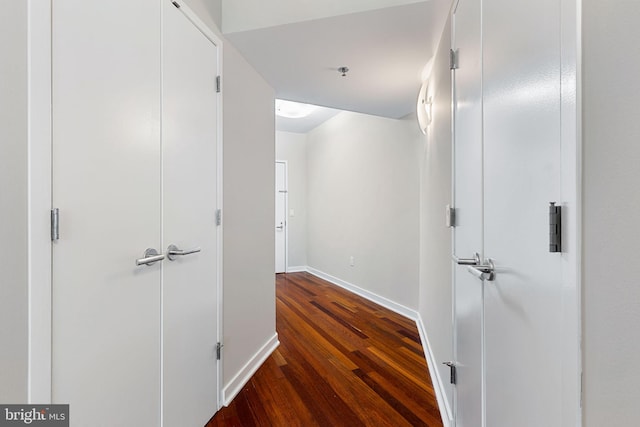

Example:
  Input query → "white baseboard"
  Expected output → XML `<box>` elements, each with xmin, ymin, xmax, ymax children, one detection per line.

<box><xmin>305</xmin><ymin>266</ymin><xmax>418</xmax><ymax>320</ymax></box>
<box><xmin>221</xmin><ymin>333</ymin><xmax>280</xmax><ymax>407</ymax></box>
<box><xmin>415</xmin><ymin>315</ymin><xmax>453</xmax><ymax>427</ymax></box>
<box><xmin>286</xmin><ymin>265</ymin><xmax>308</xmax><ymax>273</ymax></box>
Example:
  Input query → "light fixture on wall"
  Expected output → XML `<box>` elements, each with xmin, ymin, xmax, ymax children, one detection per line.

<box><xmin>275</xmin><ymin>99</ymin><xmax>317</xmax><ymax>119</ymax></box>
<box><xmin>416</xmin><ymin>80</ymin><xmax>432</xmax><ymax>135</ymax></box>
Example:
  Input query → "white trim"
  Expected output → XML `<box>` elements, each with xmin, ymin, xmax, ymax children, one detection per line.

<box><xmin>416</xmin><ymin>315</ymin><xmax>453</xmax><ymax>427</ymax></box>
<box><xmin>215</xmin><ymin>20</ymin><xmax>225</xmax><ymax>416</ymax></box>
<box><xmin>173</xmin><ymin>0</ymin><xmax>220</xmax><ymax>47</ymax></box>
<box><xmin>27</xmin><ymin>0</ymin><xmax>52</xmax><ymax>404</ymax></box>
<box><xmin>575</xmin><ymin>0</ymin><xmax>583</xmax><ymax>420</ymax></box>
<box><xmin>221</xmin><ymin>333</ymin><xmax>280</xmax><ymax>406</ymax></box>
<box><xmin>285</xmin><ymin>265</ymin><xmax>307</xmax><ymax>273</ymax></box>
<box><xmin>560</xmin><ymin>0</ymin><xmax>582</xmax><ymax>424</ymax></box>
<box><xmin>171</xmin><ymin>1</ymin><xmax>225</xmax><ymax>410</ymax></box>
<box><xmin>306</xmin><ymin>267</ymin><xmax>417</xmax><ymax>320</ymax></box>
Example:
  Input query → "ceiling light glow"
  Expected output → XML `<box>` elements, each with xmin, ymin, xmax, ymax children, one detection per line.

<box><xmin>275</xmin><ymin>99</ymin><xmax>317</xmax><ymax>119</ymax></box>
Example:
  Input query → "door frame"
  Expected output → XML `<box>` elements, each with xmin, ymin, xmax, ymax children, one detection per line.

<box><xmin>275</xmin><ymin>160</ymin><xmax>289</xmax><ymax>273</ymax></box>
<box><xmin>449</xmin><ymin>1</ymin><xmax>459</xmax><ymax>425</ymax></box>
<box><xmin>559</xmin><ymin>0</ymin><xmax>582</xmax><ymax>423</ymax></box>
<box><xmin>164</xmin><ymin>1</ymin><xmax>225</xmax><ymax>411</ymax></box>
<box><xmin>26</xmin><ymin>0</ymin><xmax>225</xmax><ymax>409</ymax></box>
<box><xmin>450</xmin><ymin>0</ymin><xmax>485</xmax><ymax>425</ymax></box>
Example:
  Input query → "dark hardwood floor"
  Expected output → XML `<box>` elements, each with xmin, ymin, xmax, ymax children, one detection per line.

<box><xmin>206</xmin><ymin>272</ymin><xmax>443</xmax><ymax>426</ymax></box>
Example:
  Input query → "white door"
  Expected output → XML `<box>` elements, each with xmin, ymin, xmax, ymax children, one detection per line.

<box><xmin>162</xmin><ymin>2</ymin><xmax>220</xmax><ymax>425</ymax></box>
<box><xmin>52</xmin><ymin>0</ymin><xmax>162</xmax><ymax>425</ymax></box>
<box><xmin>52</xmin><ymin>1</ymin><xmax>221</xmax><ymax>425</ymax></box>
<box><xmin>452</xmin><ymin>0</ymin><xmax>574</xmax><ymax>425</ymax></box>
<box><xmin>451</xmin><ymin>0</ymin><xmax>484</xmax><ymax>425</ymax></box>
<box><xmin>482</xmin><ymin>0</ymin><xmax>563</xmax><ymax>425</ymax></box>
<box><xmin>275</xmin><ymin>161</ymin><xmax>287</xmax><ymax>273</ymax></box>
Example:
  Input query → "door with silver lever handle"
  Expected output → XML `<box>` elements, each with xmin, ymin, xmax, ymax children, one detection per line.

<box><xmin>454</xmin><ymin>253</ymin><xmax>496</xmax><ymax>281</ymax></box>
<box><xmin>136</xmin><ymin>248</ymin><xmax>165</xmax><ymax>266</ymax></box>
<box><xmin>166</xmin><ymin>244</ymin><xmax>201</xmax><ymax>261</ymax></box>
<box><xmin>454</xmin><ymin>252</ymin><xmax>480</xmax><ymax>266</ymax></box>
<box><xmin>466</xmin><ymin>259</ymin><xmax>495</xmax><ymax>281</ymax></box>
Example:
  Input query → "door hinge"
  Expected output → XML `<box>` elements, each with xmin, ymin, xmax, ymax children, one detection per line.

<box><xmin>580</xmin><ymin>371</ymin><xmax>583</xmax><ymax>408</ymax></box>
<box><xmin>51</xmin><ymin>208</ymin><xmax>60</xmax><ymax>241</ymax></box>
<box><xmin>549</xmin><ymin>202</ymin><xmax>562</xmax><ymax>253</ymax></box>
<box><xmin>216</xmin><ymin>75</ymin><xmax>221</xmax><ymax>93</ymax></box>
<box><xmin>445</xmin><ymin>204</ymin><xmax>456</xmax><ymax>228</ymax></box>
<box><xmin>215</xmin><ymin>209</ymin><xmax>222</xmax><ymax>226</ymax></box>
<box><xmin>216</xmin><ymin>342</ymin><xmax>224</xmax><ymax>360</ymax></box>
<box><xmin>443</xmin><ymin>361</ymin><xmax>457</xmax><ymax>385</ymax></box>
<box><xmin>450</xmin><ymin>49</ymin><xmax>459</xmax><ymax>70</ymax></box>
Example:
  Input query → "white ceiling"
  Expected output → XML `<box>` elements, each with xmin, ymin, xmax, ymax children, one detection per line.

<box><xmin>222</xmin><ymin>0</ymin><xmax>450</xmax><ymax>120</ymax></box>
<box><xmin>221</xmin><ymin>0</ymin><xmax>428</xmax><ymax>33</ymax></box>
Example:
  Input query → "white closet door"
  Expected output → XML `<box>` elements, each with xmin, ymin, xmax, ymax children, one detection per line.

<box><xmin>482</xmin><ymin>0</ymin><xmax>563</xmax><ymax>425</ymax></box>
<box><xmin>161</xmin><ymin>2</ymin><xmax>220</xmax><ymax>426</ymax></box>
<box><xmin>51</xmin><ymin>0</ymin><xmax>162</xmax><ymax>425</ymax></box>
<box><xmin>452</xmin><ymin>0</ymin><xmax>485</xmax><ymax>425</ymax></box>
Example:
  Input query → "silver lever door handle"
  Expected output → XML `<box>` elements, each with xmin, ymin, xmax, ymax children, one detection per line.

<box><xmin>276</xmin><ymin>222</ymin><xmax>284</xmax><ymax>230</ymax></box>
<box><xmin>466</xmin><ymin>259</ymin><xmax>495</xmax><ymax>281</ymax></box>
<box><xmin>167</xmin><ymin>244</ymin><xmax>201</xmax><ymax>261</ymax></box>
<box><xmin>136</xmin><ymin>248</ymin><xmax>165</xmax><ymax>266</ymax></box>
<box><xmin>453</xmin><ymin>253</ymin><xmax>480</xmax><ymax>266</ymax></box>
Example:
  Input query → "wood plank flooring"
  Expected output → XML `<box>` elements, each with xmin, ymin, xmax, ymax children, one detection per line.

<box><xmin>206</xmin><ymin>272</ymin><xmax>443</xmax><ymax>427</ymax></box>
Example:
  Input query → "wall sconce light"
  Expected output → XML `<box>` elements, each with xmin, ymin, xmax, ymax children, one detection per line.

<box><xmin>416</xmin><ymin>80</ymin><xmax>432</xmax><ymax>134</ymax></box>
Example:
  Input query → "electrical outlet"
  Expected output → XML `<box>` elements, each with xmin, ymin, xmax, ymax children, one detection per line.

<box><xmin>349</xmin><ymin>256</ymin><xmax>355</xmax><ymax>267</ymax></box>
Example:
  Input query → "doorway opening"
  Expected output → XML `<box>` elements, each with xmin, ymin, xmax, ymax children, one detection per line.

<box><xmin>275</xmin><ymin>160</ymin><xmax>288</xmax><ymax>273</ymax></box>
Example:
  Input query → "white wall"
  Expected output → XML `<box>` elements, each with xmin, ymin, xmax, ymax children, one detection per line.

<box><xmin>179</xmin><ymin>0</ymin><xmax>279</xmax><ymax>404</ymax></box>
<box><xmin>222</xmin><ymin>42</ymin><xmax>277</xmax><ymax>397</ymax></box>
<box><xmin>418</xmin><ymin>13</ymin><xmax>453</xmax><ymax>420</ymax></box>
<box><xmin>0</xmin><ymin>0</ymin><xmax>29</xmax><ymax>403</ymax></box>
<box><xmin>275</xmin><ymin>131</ymin><xmax>308</xmax><ymax>269</ymax></box>
<box><xmin>306</xmin><ymin>111</ymin><xmax>420</xmax><ymax>310</ymax></box>
<box><xmin>183</xmin><ymin>0</ymin><xmax>222</xmax><ymax>31</ymax></box>
<box><xmin>582</xmin><ymin>2</ymin><xmax>640</xmax><ymax>425</ymax></box>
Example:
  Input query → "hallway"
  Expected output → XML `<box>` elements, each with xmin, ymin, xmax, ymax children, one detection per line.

<box><xmin>207</xmin><ymin>272</ymin><xmax>442</xmax><ymax>426</ymax></box>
